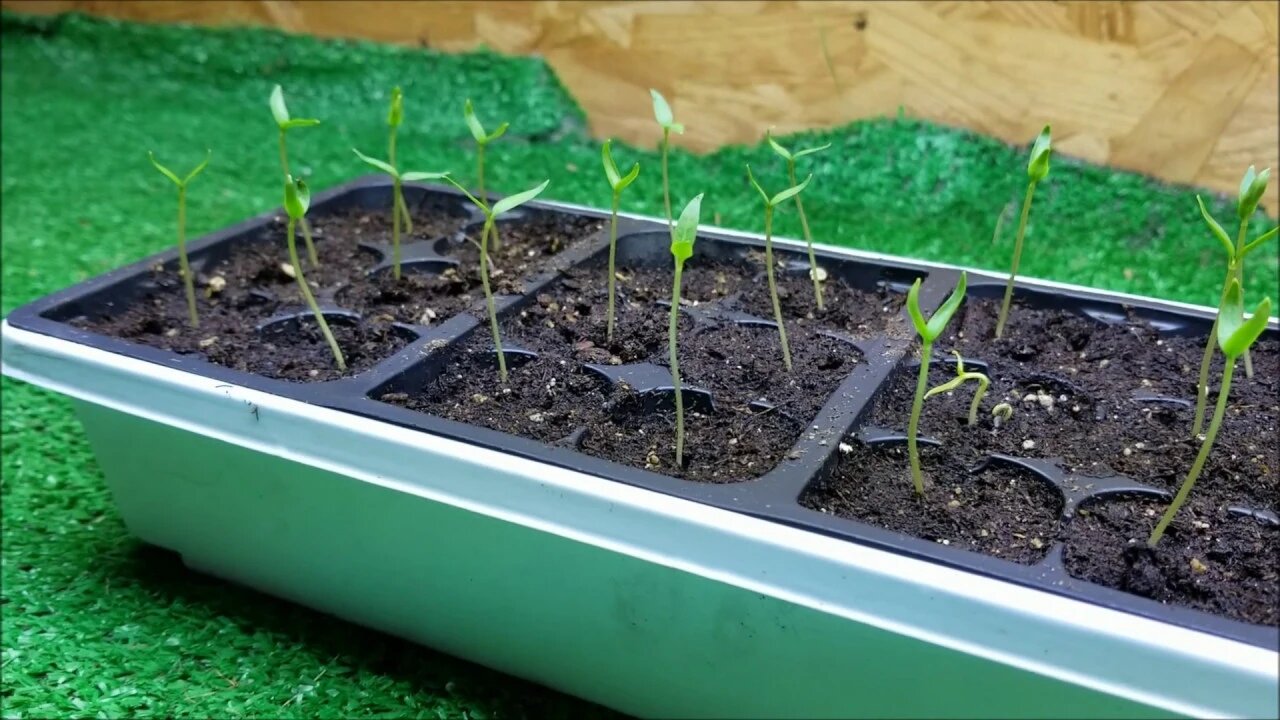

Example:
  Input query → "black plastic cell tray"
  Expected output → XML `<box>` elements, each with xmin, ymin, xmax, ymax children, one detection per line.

<box><xmin>7</xmin><ymin>175</ymin><xmax>1276</xmax><ymax>650</ymax></box>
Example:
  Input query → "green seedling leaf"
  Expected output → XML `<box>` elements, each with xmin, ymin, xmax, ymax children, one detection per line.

<box><xmin>149</xmin><ymin>150</ymin><xmax>211</xmax><ymax>188</ymax></box>
<box><xmin>1238</xmin><ymin>166</ymin><xmax>1270</xmax><ymax>220</ymax></box>
<box><xmin>745</xmin><ymin>164</ymin><xmax>770</xmax><ymax>206</ymax></box>
<box><xmin>388</xmin><ymin>86</ymin><xmax>403</xmax><ymax>128</ymax></box>
<box><xmin>1243</xmin><ymin>226</ymin><xmax>1278</xmax><ymax>256</ymax></box>
<box><xmin>1027</xmin><ymin>125</ymin><xmax>1052</xmax><ymax>182</ymax></box>
<box><xmin>927</xmin><ymin>272</ymin><xmax>968</xmax><ymax>340</ymax></box>
<box><xmin>794</xmin><ymin>142</ymin><xmax>832</xmax><ymax>159</ymax></box>
<box><xmin>280</xmin><ymin>118</ymin><xmax>320</xmax><ymax>130</ymax></box>
<box><xmin>283</xmin><ymin>176</ymin><xmax>310</xmax><ymax>220</ymax></box>
<box><xmin>401</xmin><ymin>171</ymin><xmax>449</xmax><ymax>183</ymax></box>
<box><xmin>650</xmin><ymin>89</ymin><xmax>684</xmax><ymax>134</ymax></box>
<box><xmin>1217</xmin><ymin>279</ymin><xmax>1272</xmax><ymax>358</ymax></box>
<box><xmin>147</xmin><ymin>152</ymin><xmax>182</xmax><ymax>186</ymax></box>
<box><xmin>906</xmin><ymin>278</ymin><xmax>928</xmax><ymax>339</ymax></box>
<box><xmin>602</xmin><ymin>139</ymin><xmax>641</xmax><ymax>192</ymax></box>
<box><xmin>492</xmin><ymin>179</ymin><xmax>550</xmax><ymax>217</ymax></box>
<box><xmin>671</xmin><ymin>194</ymin><xmax>704</xmax><ymax>262</ymax></box>
<box><xmin>770</xmin><ymin>174</ymin><xmax>813</xmax><ymax>207</ymax></box>
<box><xmin>486</xmin><ymin>122</ymin><xmax>509</xmax><ymax>142</ymax></box>
<box><xmin>1197</xmin><ymin>195</ymin><xmax>1235</xmax><ymax>260</ymax></box>
<box><xmin>270</xmin><ymin>84</ymin><xmax>290</xmax><ymax>126</ymax></box>
<box><xmin>463</xmin><ymin>99</ymin><xmax>486</xmax><ymax>143</ymax></box>
<box><xmin>766</xmin><ymin>129</ymin><xmax>792</xmax><ymax>161</ymax></box>
<box><xmin>183</xmin><ymin>150</ymin><xmax>212</xmax><ymax>185</ymax></box>
<box><xmin>352</xmin><ymin>148</ymin><xmax>397</xmax><ymax>177</ymax></box>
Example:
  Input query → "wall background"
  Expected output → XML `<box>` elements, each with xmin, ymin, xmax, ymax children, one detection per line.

<box><xmin>5</xmin><ymin>0</ymin><xmax>1277</xmax><ymax>214</ymax></box>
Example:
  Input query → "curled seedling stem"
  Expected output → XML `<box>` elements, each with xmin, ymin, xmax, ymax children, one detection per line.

<box><xmin>464</xmin><ymin>99</ymin><xmax>509</xmax><ymax>250</ymax></box>
<box><xmin>1190</xmin><ymin>184</ymin><xmax>1277</xmax><ymax>436</ymax></box>
<box><xmin>437</xmin><ymin>174</ymin><xmax>550</xmax><ymax>383</ymax></box>
<box><xmin>669</xmin><ymin>194</ymin><xmax>704</xmax><ymax>468</ymax></box>
<box><xmin>767</xmin><ymin>129</ymin><xmax>832</xmax><ymax>310</ymax></box>
<box><xmin>351</xmin><ymin>148</ymin><xmax>447</xmax><ymax>282</ymax></box>
<box><xmin>995</xmin><ymin>125</ymin><xmax>1051</xmax><ymax>339</ymax></box>
<box><xmin>991</xmin><ymin>402</ymin><xmax>1014</xmax><ymax>429</ymax></box>
<box><xmin>148</xmin><ymin>149</ymin><xmax>211</xmax><ymax>328</ymax></box>
<box><xmin>602</xmin><ymin>139</ymin><xmax>641</xmax><ymax>342</ymax></box>
<box><xmin>1149</xmin><ymin>280</ymin><xmax>1271</xmax><ymax>546</ymax></box>
<box><xmin>283</xmin><ymin>176</ymin><xmax>345</xmax><ymax>372</ymax></box>
<box><xmin>746</xmin><ymin>164</ymin><xmax>813</xmax><ymax>372</ymax></box>
<box><xmin>270</xmin><ymin>85</ymin><xmax>322</xmax><ymax>269</ymax></box>
<box><xmin>924</xmin><ymin>351</ymin><xmax>991</xmax><ymax>426</ymax></box>
<box><xmin>650</xmin><ymin>89</ymin><xmax>684</xmax><ymax>237</ymax></box>
<box><xmin>905</xmin><ymin>272</ymin><xmax>968</xmax><ymax>495</ymax></box>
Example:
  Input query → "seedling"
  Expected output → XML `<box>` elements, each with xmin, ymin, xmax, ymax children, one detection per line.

<box><xmin>905</xmin><ymin>272</ymin><xmax>969</xmax><ymax>495</ymax></box>
<box><xmin>283</xmin><ymin>176</ymin><xmax>346</xmax><ymax>372</ymax></box>
<box><xmin>746</xmin><ymin>164</ymin><xmax>813</xmax><ymax>371</ymax></box>
<box><xmin>463</xmin><ymin>99</ymin><xmax>509</xmax><ymax>250</ymax></box>
<box><xmin>650</xmin><ymin>89</ymin><xmax>684</xmax><ymax>233</ymax></box>
<box><xmin>924</xmin><ymin>351</ymin><xmax>991</xmax><ymax>426</ymax></box>
<box><xmin>766</xmin><ymin>129</ymin><xmax>832</xmax><ymax>309</ymax></box>
<box><xmin>995</xmin><ymin>125</ymin><xmax>1052</xmax><ymax>339</ymax></box>
<box><xmin>601</xmin><ymin>139</ymin><xmax>641</xmax><ymax>341</ymax></box>
<box><xmin>991</xmin><ymin>402</ymin><xmax>1014</xmax><ymax>429</ymax></box>
<box><xmin>269</xmin><ymin>85</ymin><xmax>322</xmax><ymax>269</ymax></box>
<box><xmin>147</xmin><ymin>149</ymin><xmax>211</xmax><ymax>328</ymax></box>
<box><xmin>351</xmin><ymin>149</ymin><xmax>446</xmax><ymax>281</ymax></box>
<box><xmin>1149</xmin><ymin>280</ymin><xmax>1271</xmax><ymax>546</ymax></box>
<box><xmin>1190</xmin><ymin>184</ymin><xmax>1277</xmax><ymax>436</ymax></box>
<box><xmin>669</xmin><ymin>194</ymin><xmax>704</xmax><ymax>468</ymax></box>
<box><xmin>435</xmin><ymin>175</ymin><xmax>551</xmax><ymax>383</ymax></box>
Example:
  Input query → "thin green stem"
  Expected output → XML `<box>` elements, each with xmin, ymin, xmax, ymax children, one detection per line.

<box><xmin>1149</xmin><ymin>360</ymin><xmax>1235</xmax><ymax>546</ymax></box>
<box><xmin>995</xmin><ymin>180</ymin><xmax>1038</xmax><ymax>339</ymax></box>
<box><xmin>607</xmin><ymin>192</ymin><xmax>620</xmax><ymax>342</ymax></box>
<box><xmin>763</xmin><ymin>208</ymin><xmax>792</xmax><ymax>371</ymax></box>
<box><xmin>968</xmin><ymin>376</ymin><xmax>989</xmax><ymax>426</ymax></box>
<box><xmin>661</xmin><ymin>128</ymin><xmax>673</xmax><ymax>236</ymax></box>
<box><xmin>477</xmin><ymin>142</ymin><xmax>486</xmax><ymax>198</ymax></box>
<box><xmin>908</xmin><ymin>343</ymin><xmax>933</xmax><ymax>495</ymax></box>
<box><xmin>177</xmin><ymin>186</ymin><xmax>198</xmax><ymax>328</ymax></box>
<box><xmin>287</xmin><ymin>219</ymin><xmax>345</xmax><ymax>372</ymax></box>
<box><xmin>279</xmin><ymin>130</ymin><xmax>319</xmax><ymax>268</ymax></box>
<box><xmin>788</xmin><ymin>160</ymin><xmax>823</xmax><ymax>310</ymax></box>
<box><xmin>391</xmin><ymin>179</ymin><xmax>403</xmax><ymax>281</ymax></box>
<box><xmin>1192</xmin><ymin>266</ymin><xmax>1233</xmax><ymax>436</ymax></box>
<box><xmin>670</xmin><ymin>259</ymin><xmax>685</xmax><ymax>467</ymax></box>
<box><xmin>278</xmin><ymin>130</ymin><xmax>291</xmax><ymax>178</ymax></box>
<box><xmin>388</xmin><ymin>125</ymin><xmax>397</xmax><ymax>170</ymax></box>
<box><xmin>396</xmin><ymin>187</ymin><xmax>413</xmax><ymax>236</ymax></box>
<box><xmin>479</xmin><ymin>219</ymin><xmax>507</xmax><ymax>382</ymax></box>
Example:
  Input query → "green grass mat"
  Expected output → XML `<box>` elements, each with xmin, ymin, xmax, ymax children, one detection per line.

<box><xmin>1</xmin><ymin>11</ymin><xmax>1276</xmax><ymax>718</ymax></box>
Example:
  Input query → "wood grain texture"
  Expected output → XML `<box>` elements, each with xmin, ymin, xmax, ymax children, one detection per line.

<box><xmin>6</xmin><ymin>0</ymin><xmax>1277</xmax><ymax>213</ymax></box>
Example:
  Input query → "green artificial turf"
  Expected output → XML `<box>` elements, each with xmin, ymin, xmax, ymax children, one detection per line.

<box><xmin>1</xmin><ymin>10</ymin><xmax>1277</xmax><ymax>719</ymax></box>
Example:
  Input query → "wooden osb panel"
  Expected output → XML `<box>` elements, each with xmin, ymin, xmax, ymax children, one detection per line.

<box><xmin>6</xmin><ymin>0</ymin><xmax>1277</xmax><ymax>213</ymax></box>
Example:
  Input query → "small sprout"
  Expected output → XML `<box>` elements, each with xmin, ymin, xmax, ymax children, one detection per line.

<box><xmin>352</xmin><ymin>146</ymin><xmax>447</xmax><ymax>281</ymax></box>
<box><xmin>904</xmin><ymin>272</ymin><xmax>968</xmax><ymax>495</ymax></box>
<box><xmin>923</xmin><ymin>351</ymin><xmax>991</xmax><ymax>426</ymax></box>
<box><xmin>995</xmin><ymin>125</ymin><xmax>1052</xmax><ymax>339</ymax></box>
<box><xmin>1149</xmin><ymin>280</ymin><xmax>1271</xmax><ymax>546</ymax></box>
<box><xmin>746</xmin><ymin>164</ymin><xmax>813</xmax><ymax>372</ymax></box>
<box><xmin>1190</xmin><ymin>182</ymin><xmax>1277</xmax><ymax>434</ymax></box>
<box><xmin>463</xmin><ymin>99</ymin><xmax>510</xmax><ymax>251</ymax></box>
<box><xmin>669</xmin><ymin>194</ymin><xmax>704</xmax><ymax>468</ymax></box>
<box><xmin>283</xmin><ymin>176</ymin><xmax>345</xmax><ymax>372</ymax></box>
<box><xmin>147</xmin><ymin>149</ymin><xmax>211</xmax><ymax>328</ymax></box>
<box><xmin>650</xmin><ymin>89</ymin><xmax>684</xmax><ymax>234</ymax></box>
<box><xmin>991</xmin><ymin>402</ymin><xmax>1014</xmax><ymax>429</ymax></box>
<box><xmin>601</xmin><ymin>139</ymin><xmax>641</xmax><ymax>342</ymax></box>
<box><xmin>766</xmin><ymin>129</ymin><xmax>832</xmax><ymax>309</ymax></box>
<box><xmin>436</xmin><ymin>175</ymin><xmax>550</xmax><ymax>383</ymax></box>
<box><xmin>270</xmin><ymin>85</ymin><xmax>322</xmax><ymax>269</ymax></box>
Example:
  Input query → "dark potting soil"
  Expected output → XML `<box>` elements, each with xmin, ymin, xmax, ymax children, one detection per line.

<box><xmin>1063</xmin><ymin>494</ymin><xmax>1278</xmax><ymax>626</ymax></box>
<box><xmin>76</xmin><ymin>208</ymin><xmax>603</xmax><ymax>381</ymax></box>
<box><xmin>382</xmin><ymin>269</ymin><xmax>860</xmax><ymax>482</ymax></box>
<box><xmin>801</xmin><ymin>442</ymin><xmax>1062</xmax><ymax>564</ymax></box>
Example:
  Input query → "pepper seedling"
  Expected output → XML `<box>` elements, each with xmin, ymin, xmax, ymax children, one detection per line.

<box><xmin>1190</xmin><ymin>185</ymin><xmax>1277</xmax><ymax>436</ymax></box>
<box><xmin>766</xmin><ymin>129</ymin><xmax>832</xmax><ymax>309</ymax></box>
<box><xmin>991</xmin><ymin>402</ymin><xmax>1014</xmax><ymax>429</ymax></box>
<box><xmin>388</xmin><ymin>87</ymin><xmax>415</xmax><ymax>254</ymax></box>
<box><xmin>601</xmin><ymin>139</ymin><xmax>641</xmax><ymax>341</ymax></box>
<box><xmin>283</xmin><ymin>175</ymin><xmax>346</xmax><ymax>372</ymax></box>
<box><xmin>435</xmin><ymin>175</ymin><xmax>551</xmax><ymax>383</ymax></box>
<box><xmin>650</xmin><ymin>89</ymin><xmax>684</xmax><ymax>234</ymax></box>
<box><xmin>995</xmin><ymin>125</ymin><xmax>1051</xmax><ymax>339</ymax></box>
<box><xmin>905</xmin><ymin>272</ymin><xmax>968</xmax><ymax>495</ymax></box>
<box><xmin>1148</xmin><ymin>279</ymin><xmax>1271</xmax><ymax>546</ymax></box>
<box><xmin>351</xmin><ymin>149</ymin><xmax>447</xmax><ymax>281</ymax></box>
<box><xmin>923</xmin><ymin>351</ymin><xmax>991</xmax><ymax>426</ymax></box>
<box><xmin>746</xmin><ymin>164</ymin><xmax>813</xmax><ymax>372</ymax></box>
<box><xmin>463</xmin><ymin>99</ymin><xmax>509</xmax><ymax>250</ymax></box>
<box><xmin>147</xmin><ymin>149</ymin><xmax>211</xmax><ymax>328</ymax></box>
<box><xmin>669</xmin><ymin>193</ymin><xmax>704</xmax><ymax>468</ymax></box>
<box><xmin>269</xmin><ymin>85</ymin><xmax>322</xmax><ymax>269</ymax></box>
